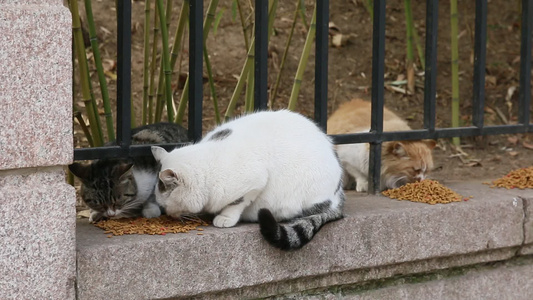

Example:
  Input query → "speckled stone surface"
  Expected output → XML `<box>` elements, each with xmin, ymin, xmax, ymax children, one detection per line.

<box><xmin>340</xmin><ymin>260</ymin><xmax>533</xmax><ymax>300</ymax></box>
<box><xmin>0</xmin><ymin>1</ymin><xmax>72</xmax><ymax>170</ymax></box>
<box><xmin>516</xmin><ymin>190</ymin><xmax>533</xmax><ymax>245</ymax></box>
<box><xmin>76</xmin><ymin>181</ymin><xmax>532</xmax><ymax>300</ymax></box>
<box><xmin>0</xmin><ymin>169</ymin><xmax>76</xmax><ymax>299</ymax></box>
<box><xmin>0</xmin><ymin>1</ymin><xmax>75</xmax><ymax>298</ymax></box>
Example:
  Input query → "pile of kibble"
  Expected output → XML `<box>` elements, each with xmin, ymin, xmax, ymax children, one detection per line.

<box><xmin>382</xmin><ymin>179</ymin><xmax>469</xmax><ymax>204</ymax></box>
<box><xmin>95</xmin><ymin>215</ymin><xmax>208</xmax><ymax>237</ymax></box>
<box><xmin>487</xmin><ymin>166</ymin><xmax>533</xmax><ymax>189</ymax></box>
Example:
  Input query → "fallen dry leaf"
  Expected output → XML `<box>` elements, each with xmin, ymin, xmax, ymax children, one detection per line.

<box><xmin>485</xmin><ymin>75</ymin><xmax>497</xmax><ymax>86</ymax></box>
<box><xmin>103</xmin><ymin>59</ymin><xmax>116</xmax><ymax>72</ymax></box>
<box><xmin>522</xmin><ymin>141</ymin><xmax>533</xmax><ymax>150</ymax></box>
<box><xmin>507</xmin><ymin>135</ymin><xmax>519</xmax><ymax>146</ymax></box>
<box><xmin>104</xmin><ymin>70</ymin><xmax>117</xmax><ymax>80</ymax></box>
<box><xmin>77</xmin><ymin>209</ymin><xmax>91</xmax><ymax>218</ymax></box>
<box><xmin>508</xmin><ymin>151</ymin><xmax>519</xmax><ymax>157</ymax></box>
<box><xmin>506</xmin><ymin>86</ymin><xmax>517</xmax><ymax>102</ymax></box>
<box><xmin>484</xmin><ymin>106</ymin><xmax>495</xmax><ymax>114</ymax></box>
<box><xmin>464</xmin><ymin>161</ymin><xmax>482</xmax><ymax>167</ymax></box>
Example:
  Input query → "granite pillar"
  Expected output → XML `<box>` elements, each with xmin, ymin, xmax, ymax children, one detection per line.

<box><xmin>0</xmin><ymin>1</ymin><xmax>75</xmax><ymax>298</ymax></box>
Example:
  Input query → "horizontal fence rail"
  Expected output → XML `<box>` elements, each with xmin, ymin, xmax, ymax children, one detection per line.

<box><xmin>74</xmin><ymin>0</ymin><xmax>532</xmax><ymax>194</ymax></box>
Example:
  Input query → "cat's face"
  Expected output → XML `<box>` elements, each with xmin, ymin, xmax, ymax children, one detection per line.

<box><xmin>154</xmin><ymin>168</ymin><xmax>204</xmax><ymax>217</ymax></box>
<box><xmin>151</xmin><ymin>146</ymin><xmax>206</xmax><ymax>217</ymax></box>
<box><xmin>69</xmin><ymin>160</ymin><xmax>143</xmax><ymax>219</ymax></box>
<box><xmin>381</xmin><ymin>140</ymin><xmax>436</xmax><ymax>190</ymax></box>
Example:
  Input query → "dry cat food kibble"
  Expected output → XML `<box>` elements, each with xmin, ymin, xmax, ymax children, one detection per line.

<box><xmin>382</xmin><ymin>179</ymin><xmax>467</xmax><ymax>204</ymax></box>
<box><xmin>94</xmin><ymin>215</ymin><xmax>208</xmax><ymax>236</ymax></box>
<box><xmin>487</xmin><ymin>166</ymin><xmax>533</xmax><ymax>189</ymax></box>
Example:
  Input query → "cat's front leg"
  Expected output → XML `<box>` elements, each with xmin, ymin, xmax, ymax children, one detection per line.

<box><xmin>355</xmin><ymin>177</ymin><xmax>368</xmax><ymax>192</ymax></box>
<box><xmin>213</xmin><ymin>191</ymin><xmax>259</xmax><ymax>228</ymax></box>
<box><xmin>89</xmin><ymin>210</ymin><xmax>104</xmax><ymax>223</ymax></box>
<box><xmin>142</xmin><ymin>201</ymin><xmax>162</xmax><ymax>218</ymax></box>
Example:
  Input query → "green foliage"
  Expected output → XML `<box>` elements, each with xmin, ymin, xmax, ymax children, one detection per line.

<box><xmin>213</xmin><ymin>9</ymin><xmax>225</xmax><ymax>36</ymax></box>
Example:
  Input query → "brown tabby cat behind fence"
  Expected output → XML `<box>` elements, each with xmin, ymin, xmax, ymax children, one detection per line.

<box><xmin>69</xmin><ymin>122</ymin><xmax>189</xmax><ymax>222</ymax></box>
<box><xmin>328</xmin><ymin>99</ymin><xmax>436</xmax><ymax>192</ymax></box>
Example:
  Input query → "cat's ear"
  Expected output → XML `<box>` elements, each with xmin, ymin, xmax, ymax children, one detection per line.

<box><xmin>114</xmin><ymin>162</ymin><xmax>134</xmax><ymax>178</ymax></box>
<box><xmin>151</xmin><ymin>146</ymin><xmax>168</xmax><ymax>162</ymax></box>
<box><xmin>424</xmin><ymin>139</ymin><xmax>437</xmax><ymax>150</ymax></box>
<box><xmin>391</xmin><ymin>142</ymin><xmax>407</xmax><ymax>157</ymax></box>
<box><xmin>68</xmin><ymin>163</ymin><xmax>91</xmax><ymax>181</ymax></box>
<box><xmin>159</xmin><ymin>169</ymin><xmax>179</xmax><ymax>186</ymax></box>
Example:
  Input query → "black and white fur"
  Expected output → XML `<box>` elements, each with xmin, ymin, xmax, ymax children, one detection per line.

<box><xmin>69</xmin><ymin>122</ymin><xmax>188</xmax><ymax>222</ymax></box>
<box><xmin>152</xmin><ymin>110</ymin><xmax>344</xmax><ymax>250</ymax></box>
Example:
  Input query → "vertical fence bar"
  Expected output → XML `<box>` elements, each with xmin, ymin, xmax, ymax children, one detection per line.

<box><xmin>519</xmin><ymin>0</ymin><xmax>532</xmax><ymax>127</ymax></box>
<box><xmin>472</xmin><ymin>0</ymin><xmax>487</xmax><ymax>128</ymax></box>
<box><xmin>423</xmin><ymin>0</ymin><xmax>438</xmax><ymax>132</ymax></box>
<box><xmin>188</xmin><ymin>0</ymin><xmax>204</xmax><ymax>141</ymax></box>
<box><xmin>368</xmin><ymin>0</ymin><xmax>387</xmax><ymax>194</ymax></box>
<box><xmin>116</xmin><ymin>0</ymin><xmax>132</xmax><ymax>147</ymax></box>
<box><xmin>315</xmin><ymin>0</ymin><xmax>329</xmax><ymax>131</ymax></box>
<box><xmin>254</xmin><ymin>0</ymin><xmax>269</xmax><ymax>110</ymax></box>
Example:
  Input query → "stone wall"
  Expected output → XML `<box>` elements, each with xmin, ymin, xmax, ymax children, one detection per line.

<box><xmin>0</xmin><ymin>1</ymin><xmax>75</xmax><ymax>298</ymax></box>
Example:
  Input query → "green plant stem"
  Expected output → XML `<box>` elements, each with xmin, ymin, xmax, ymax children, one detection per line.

<box><xmin>404</xmin><ymin>0</ymin><xmax>415</xmax><ymax>94</ymax></box>
<box><xmin>204</xmin><ymin>45</ymin><xmax>221</xmax><ymax>124</ymax></box>
<box><xmin>70</xmin><ymin>0</ymin><xmax>103</xmax><ymax>146</ymax></box>
<box><xmin>74</xmin><ymin>111</ymin><xmax>94</xmax><ymax>147</ymax></box>
<box><xmin>235</xmin><ymin>0</ymin><xmax>250</xmax><ymax>50</ymax></box>
<box><xmin>298</xmin><ymin>0</ymin><xmax>309</xmax><ymax>31</ymax></box>
<box><xmin>270</xmin><ymin>0</ymin><xmax>300</xmax><ymax>108</ymax></box>
<box><xmin>155</xmin><ymin>0</ymin><xmax>174</xmax><ymax>122</ymax></box>
<box><xmin>148</xmin><ymin>2</ymin><xmax>160</xmax><ymax>124</ymax></box>
<box><xmin>142</xmin><ymin>0</ymin><xmax>151</xmax><ymax>125</ymax></box>
<box><xmin>175</xmin><ymin>0</ymin><xmax>221</xmax><ymax>124</ymax></box>
<box><xmin>131</xmin><ymin>93</ymin><xmax>136</xmax><ymax>128</ymax></box>
<box><xmin>224</xmin><ymin>41</ymin><xmax>255</xmax><ymax>121</ymax></box>
<box><xmin>450</xmin><ymin>0</ymin><xmax>460</xmax><ymax>146</ymax></box>
<box><xmin>364</xmin><ymin>0</ymin><xmax>373</xmax><ymax>21</ymax></box>
<box><xmin>84</xmin><ymin>0</ymin><xmax>114</xmax><ymax>141</ymax></box>
<box><xmin>224</xmin><ymin>0</ymin><xmax>278</xmax><ymax>119</ymax></box>
<box><xmin>67</xmin><ymin>168</ymin><xmax>75</xmax><ymax>186</ymax></box>
<box><xmin>287</xmin><ymin>5</ymin><xmax>316</xmax><ymax>111</ymax></box>
<box><xmin>170</xmin><ymin>0</ymin><xmax>190</xmax><ymax>71</ymax></box>
<box><xmin>245</xmin><ymin>58</ymin><xmax>255</xmax><ymax>112</ymax></box>
<box><xmin>244</xmin><ymin>23</ymin><xmax>255</xmax><ymax>112</ymax></box>
<box><xmin>413</xmin><ymin>25</ymin><xmax>425</xmax><ymax>69</ymax></box>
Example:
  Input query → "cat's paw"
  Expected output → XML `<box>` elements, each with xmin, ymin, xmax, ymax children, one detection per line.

<box><xmin>142</xmin><ymin>203</ymin><xmax>161</xmax><ymax>219</ymax></box>
<box><xmin>355</xmin><ymin>180</ymin><xmax>368</xmax><ymax>192</ymax></box>
<box><xmin>213</xmin><ymin>214</ymin><xmax>239</xmax><ymax>228</ymax></box>
<box><xmin>89</xmin><ymin>211</ymin><xmax>104</xmax><ymax>223</ymax></box>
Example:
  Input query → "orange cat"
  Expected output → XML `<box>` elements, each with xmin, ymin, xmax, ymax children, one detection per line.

<box><xmin>328</xmin><ymin>99</ymin><xmax>436</xmax><ymax>192</ymax></box>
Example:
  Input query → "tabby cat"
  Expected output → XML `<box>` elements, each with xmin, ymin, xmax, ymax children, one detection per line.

<box><xmin>69</xmin><ymin>122</ymin><xmax>189</xmax><ymax>222</ymax></box>
<box><xmin>151</xmin><ymin>110</ymin><xmax>345</xmax><ymax>250</ymax></box>
<box><xmin>328</xmin><ymin>99</ymin><xmax>436</xmax><ymax>192</ymax></box>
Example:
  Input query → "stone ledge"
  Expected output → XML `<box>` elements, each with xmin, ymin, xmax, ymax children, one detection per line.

<box><xmin>75</xmin><ymin>181</ymin><xmax>532</xmax><ymax>300</ymax></box>
<box><xmin>270</xmin><ymin>256</ymin><xmax>533</xmax><ymax>300</ymax></box>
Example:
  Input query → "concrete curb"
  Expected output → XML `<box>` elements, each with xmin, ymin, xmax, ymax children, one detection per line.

<box><xmin>76</xmin><ymin>181</ymin><xmax>533</xmax><ymax>299</ymax></box>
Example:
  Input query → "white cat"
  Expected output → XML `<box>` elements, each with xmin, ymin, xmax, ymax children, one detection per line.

<box><xmin>151</xmin><ymin>110</ymin><xmax>344</xmax><ymax>250</ymax></box>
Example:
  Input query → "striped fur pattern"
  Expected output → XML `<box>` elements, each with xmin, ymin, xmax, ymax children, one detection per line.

<box><xmin>69</xmin><ymin>122</ymin><xmax>189</xmax><ymax>222</ymax></box>
<box><xmin>152</xmin><ymin>110</ymin><xmax>345</xmax><ymax>250</ymax></box>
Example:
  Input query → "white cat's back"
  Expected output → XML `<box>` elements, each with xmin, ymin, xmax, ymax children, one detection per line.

<box><xmin>219</xmin><ymin>111</ymin><xmax>342</xmax><ymax>221</ymax></box>
<box><xmin>153</xmin><ymin>110</ymin><xmax>345</xmax><ymax>250</ymax></box>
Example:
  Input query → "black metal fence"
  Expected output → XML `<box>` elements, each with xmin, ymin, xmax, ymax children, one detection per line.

<box><xmin>74</xmin><ymin>0</ymin><xmax>533</xmax><ymax>194</ymax></box>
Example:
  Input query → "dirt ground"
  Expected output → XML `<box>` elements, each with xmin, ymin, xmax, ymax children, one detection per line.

<box><xmin>75</xmin><ymin>0</ymin><xmax>533</xmax><ymax>184</ymax></box>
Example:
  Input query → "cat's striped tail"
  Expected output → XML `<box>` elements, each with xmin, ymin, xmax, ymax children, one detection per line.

<box><xmin>258</xmin><ymin>199</ymin><xmax>344</xmax><ymax>250</ymax></box>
